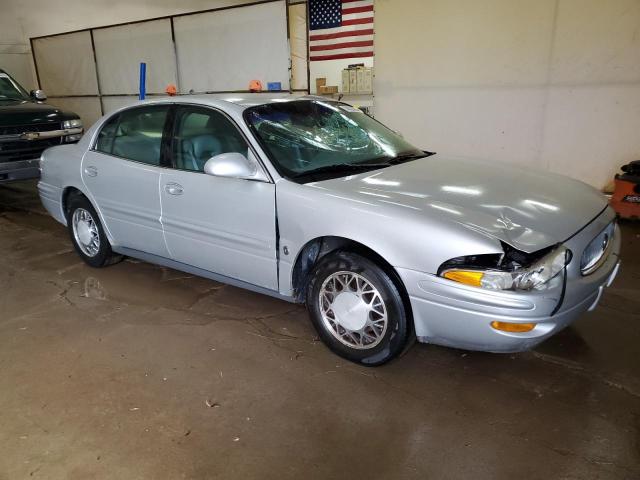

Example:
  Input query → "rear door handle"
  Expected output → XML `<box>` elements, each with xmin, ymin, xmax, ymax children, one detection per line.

<box><xmin>84</xmin><ymin>166</ymin><xmax>98</xmax><ymax>177</ymax></box>
<box><xmin>164</xmin><ymin>182</ymin><xmax>184</xmax><ymax>196</ymax></box>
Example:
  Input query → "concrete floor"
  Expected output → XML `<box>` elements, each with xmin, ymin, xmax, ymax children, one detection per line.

<box><xmin>0</xmin><ymin>180</ymin><xmax>638</xmax><ymax>480</ymax></box>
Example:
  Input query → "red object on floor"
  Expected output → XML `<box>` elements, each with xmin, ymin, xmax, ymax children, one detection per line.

<box><xmin>610</xmin><ymin>160</ymin><xmax>640</xmax><ymax>219</ymax></box>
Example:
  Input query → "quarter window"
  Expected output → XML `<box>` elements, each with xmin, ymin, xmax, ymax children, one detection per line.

<box><xmin>172</xmin><ymin>106</ymin><xmax>248</xmax><ymax>172</ymax></box>
<box><xmin>95</xmin><ymin>114</ymin><xmax>119</xmax><ymax>154</ymax></box>
<box><xmin>96</xmin><ymin>105</ymin><xmax>169</xmax><ymax>166</ymax></box>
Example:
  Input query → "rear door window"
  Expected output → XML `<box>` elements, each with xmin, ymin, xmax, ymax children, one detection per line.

<box><xmin>96</xmin><ymin>105</ymin><xmax>169</xmax><ymax>166</ymax></box>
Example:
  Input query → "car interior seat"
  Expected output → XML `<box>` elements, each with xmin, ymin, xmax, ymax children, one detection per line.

<box><xmin>179</xmin><ymin>135</ymin><xmax>223</xmax><ymax>171</ymax></box>
<box><xmin>177</xmin><ymin>113</ymin><xmax>251</xmax><ymax>171</ymax></box>
<box><xmin>113</xmin><ymin>116</ymin><xmax>162</xmax><ymax>165</ymax></box>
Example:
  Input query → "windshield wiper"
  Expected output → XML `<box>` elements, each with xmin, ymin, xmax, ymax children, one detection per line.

<box><xmin>292</xmin><ymin>151</ymin><xmax>437</xmax><ymax>180</ymax></box>
<box><xmin>293</xmin><ymin>162</ymin><xmax>390</xmax><ymax>179</ymax></box>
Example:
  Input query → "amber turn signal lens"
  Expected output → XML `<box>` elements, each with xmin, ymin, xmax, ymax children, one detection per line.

<box><xmin>443</xmin><ymin>270</ymin><xmax>484</xmax><ymax>287</ymax></box>
<box><xmin>490</xmin><ymin>321</ymin><xmax>536</xmax><ymax>333</ymax></box>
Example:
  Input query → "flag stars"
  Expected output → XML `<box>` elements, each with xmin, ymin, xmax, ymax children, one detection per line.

<box><xmin>310</xmin><ymin>0</ymin><xmax>342</xmax><ymax>30</ymax></box>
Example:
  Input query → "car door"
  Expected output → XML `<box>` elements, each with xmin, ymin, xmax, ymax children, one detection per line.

<box><xmin>159</xmin><ymin>105</ymin><xmax>278</xmax><ymax>290</ymax></box>
<box><xmin>82</xmin><ymin>104</ymin><xmax>170</xmax><ymax>257</ymax></box>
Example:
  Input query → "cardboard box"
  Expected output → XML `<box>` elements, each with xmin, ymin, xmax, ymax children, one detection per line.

<box><xmin>315</xmin><ymin>77</ymin><xmax>326</xmax><ymax>93</ymax></box>
<box><xmin>341</xmin><ymin>69</ymin><xmax>350</xmax><ymax>93</ymax></box>
<box><xmin>319</xmin><ymin>85</ymin><xmax>339</xmax><ymax>95</ymax></box>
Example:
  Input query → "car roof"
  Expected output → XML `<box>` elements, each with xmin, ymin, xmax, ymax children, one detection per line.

<box><xmin>214</xmin><ymin>94</ymin><xmax>322</xmax><ymax>106</ymax></box>
<box><xmin>134</xmin><ymin>94</ymin><xmax>324</xmax><ymax>113</ymax></box>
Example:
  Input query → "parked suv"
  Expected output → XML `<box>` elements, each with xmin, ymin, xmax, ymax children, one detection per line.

<box><xmin>0</xmin><ymin>69</ymin><xmax>83</xmax><ymax>183</ymax></box>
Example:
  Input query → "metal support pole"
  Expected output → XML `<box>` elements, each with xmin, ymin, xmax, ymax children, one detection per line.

<box><xmin>139</xmin><ymin>62</ymin><xmax>146</xmax><ymax>100</ymax></box>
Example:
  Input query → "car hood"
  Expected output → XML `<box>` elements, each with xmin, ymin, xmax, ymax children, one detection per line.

<box><xmin>312</xmin><ymin>155</ymin><xmax>608</xmax><ymax>253</ymax></box>
<box><xmin>0</xmin><ymin>99</ymin><xmax>75</xmax><ymax>127</ymax></box>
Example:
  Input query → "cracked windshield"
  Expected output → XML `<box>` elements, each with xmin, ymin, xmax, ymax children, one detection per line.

<box><xmin>245</xmin><ymin>100</ymin><xmax>424</xmax><ymax>180</ymax></box>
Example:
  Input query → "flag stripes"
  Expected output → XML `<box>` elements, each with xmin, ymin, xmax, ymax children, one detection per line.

<box><xmin>309</xmin><ymin>0</ymin><xmax>374</xmax><ymax>62</ymax></box>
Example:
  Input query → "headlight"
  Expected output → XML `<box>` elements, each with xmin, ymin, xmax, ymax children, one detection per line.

<box><xmin>441</xmin><ymin>245</ymin><xmax>570</xmax><ymax>291</ymax></box>
<box><xmin>63</xmin><ymin>119</ymin><xmax>83</xmax><ymax>129</ymax></box>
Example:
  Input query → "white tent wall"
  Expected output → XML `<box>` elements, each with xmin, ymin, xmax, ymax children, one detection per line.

<box><xmin>2</xmin><ymin>0</ymin><xmax>294</xmax><ymax>97</ymax></box>
<box><xmin>4</xmin><ymin>1</ymin><xmax>254</xmax><ymax>42</ymax></box>
<box><xmin>0</xmin><ymin>4</ymin><xmax>35</xmax><ymax>90</ymax></box>
<box><xmin>1</xmin><ymin>0</ymin><xmax>256</xmax><ymax>91</ymax></box>
<box><xmin>93</xmin><ymin>19</ymin><xmax>178</xmax><ymax>95</ymax></box>
<box><xmin>288</xmin><ymin>2</ymin><xmax>308</xmax><ymax>91</ymax></box>
<box><xmin>0</xmin><ymin>47</ymin><xmax>34</xmax><ymax>91</ymax></box>
<box><xmin>30</xmin><ymin>31</ymin><xmax>104</xmax><ymax>126</ymax></box>
<box><xmin>18</xmin><ymin>0</ymin><xmax>296</xmax><ymax>127</ymax></box>
<box><xmin>374</xmin><ymin>0</ymin><xmax>640</xmax><ymax>189</ymax></box>
<box><xmin>32</xmin><ymin>32</ymin><xmax>100</xmax><ymax>96</ymax></box>
<box><xmin>173</xmin><ymin>2</ymin><xmax>290</xmax><ymax>92</ymax></box>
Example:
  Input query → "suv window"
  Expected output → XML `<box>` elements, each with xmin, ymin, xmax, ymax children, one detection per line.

<box><xmin>172</xmin><ymin>106</ymin><xmax>248</xmax><ymax>172</ymax></box>
<box><xmin>96</xmin><ymin>105</ymin><xmax>169</xmax><ymax>166</ymax></box>
<box><xmin>0</xmin><ymin>73</ymin><xmax>29</xmax><ymax>101</ymax></box>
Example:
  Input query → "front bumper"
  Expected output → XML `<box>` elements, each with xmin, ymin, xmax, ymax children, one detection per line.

<box><xmin>398</xmin><ymin>208</ymin><xmax>621</xmax><ymax>353</ymax></box>
<box><xmin>0</xmin><ymin>159</ymin><xmax>40</xmax><ymax>182</ymax></box>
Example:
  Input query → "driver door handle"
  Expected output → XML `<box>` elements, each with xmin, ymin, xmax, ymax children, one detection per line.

<box><xmin>164</xmin><ymin>182</ymin><xmax>184</xmax><ymax>196</ymax></box>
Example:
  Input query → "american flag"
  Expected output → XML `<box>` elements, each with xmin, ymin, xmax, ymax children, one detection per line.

<box><xmin>309</xmin><ymin>0</ymin><xmax>374</xmax><ymax>61</ymax></box>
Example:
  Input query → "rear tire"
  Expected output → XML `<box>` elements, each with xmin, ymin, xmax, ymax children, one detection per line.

<box><xmin>66</xmin><ymin>195</ymin><xmax>122</xmax><ymax>268</ymax></box>
<box><xmin>306</xmin><ymin>251</ymin><xmax>410</xmax><ymax>366</ymax></box>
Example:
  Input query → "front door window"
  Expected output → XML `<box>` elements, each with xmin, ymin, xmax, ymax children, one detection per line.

<box><xmin>172</xmin><ymin>106</ymin><xmax>248</xmax><ymax>172</ymax></box>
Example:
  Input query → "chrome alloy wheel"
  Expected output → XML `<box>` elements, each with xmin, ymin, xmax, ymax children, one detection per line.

<box><xmin>72</xmin><ymin>208</ymin><xmax>100</xmax><ymax>257</ymax></box>
<box><xmin>319</xmin><ymin>271</ymin><xmax>388</xmax><ymax>349</ymax></box>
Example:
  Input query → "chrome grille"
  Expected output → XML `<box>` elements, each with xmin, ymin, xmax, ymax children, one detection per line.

<box><xmin>0</xmin><ymin>122</ymin><xmax>63</xmax><ymax>163</ymax></box>
<box><xmin>580</xmin><ymin>221</ymin><xmax>615</xmax><ymax>275</ymax></box>
<box><xmin>0</xmin><ymin>122</ymin><xmax>61</xmax><ymax>136</ymax></box>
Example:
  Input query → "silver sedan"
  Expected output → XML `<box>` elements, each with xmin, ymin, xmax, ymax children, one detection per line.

<box><xmin>38</xmin><ymin>96</ymin><xmax>621</xmax><ymax>365</ymax></box>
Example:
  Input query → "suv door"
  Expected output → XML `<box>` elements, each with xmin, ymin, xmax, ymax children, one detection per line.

<box><xmin>160</xmin><ymin>105</ymin><xmax>277</xmax><ymax>290</ymax></box>
<box><xmin>82</xmin><ymin>105</ymin><xmax>170</xmax><ymax>257</ymax></box>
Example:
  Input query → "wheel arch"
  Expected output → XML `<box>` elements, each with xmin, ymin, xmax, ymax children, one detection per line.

<box><xmin>61</xmin><ymin>185</ymin><xmax>85</xmax><ymax>218</ymax></box>
<box><xmin>290</xmin><ymin>236</ymin><xmax>414</xmax><ymax>330</ymax></box>
<box><xmin>60</xmin><ymin>185</ymin><xmax>115</xmax><ymax>244</ymax></box>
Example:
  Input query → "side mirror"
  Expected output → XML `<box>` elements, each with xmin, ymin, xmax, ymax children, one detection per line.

<box><xmin>30</xmin><ymin>89</ymin><xmax>47</xmax><ymax>101</ymax></box>
<box><xmin>203</xmin><ymin>152</ymin><xmax>264</xmax><ymax>180</ymax></box>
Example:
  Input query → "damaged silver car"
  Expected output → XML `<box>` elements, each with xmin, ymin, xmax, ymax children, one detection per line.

<box><xmin>38</xmin><ymin>96</ymin><xmax>621</xmax><ymax>365</ymax></box>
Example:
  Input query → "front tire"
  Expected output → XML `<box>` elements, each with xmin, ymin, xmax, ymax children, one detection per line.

<box><xmin>306</xmin><ymin>251</ymin><xmax>410</xmax><ymax>366</ymax></box>
<box><xmin>66</xmin><ymin>195</ymin><xmax>122</xmax><ymax>268</ymax></box>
